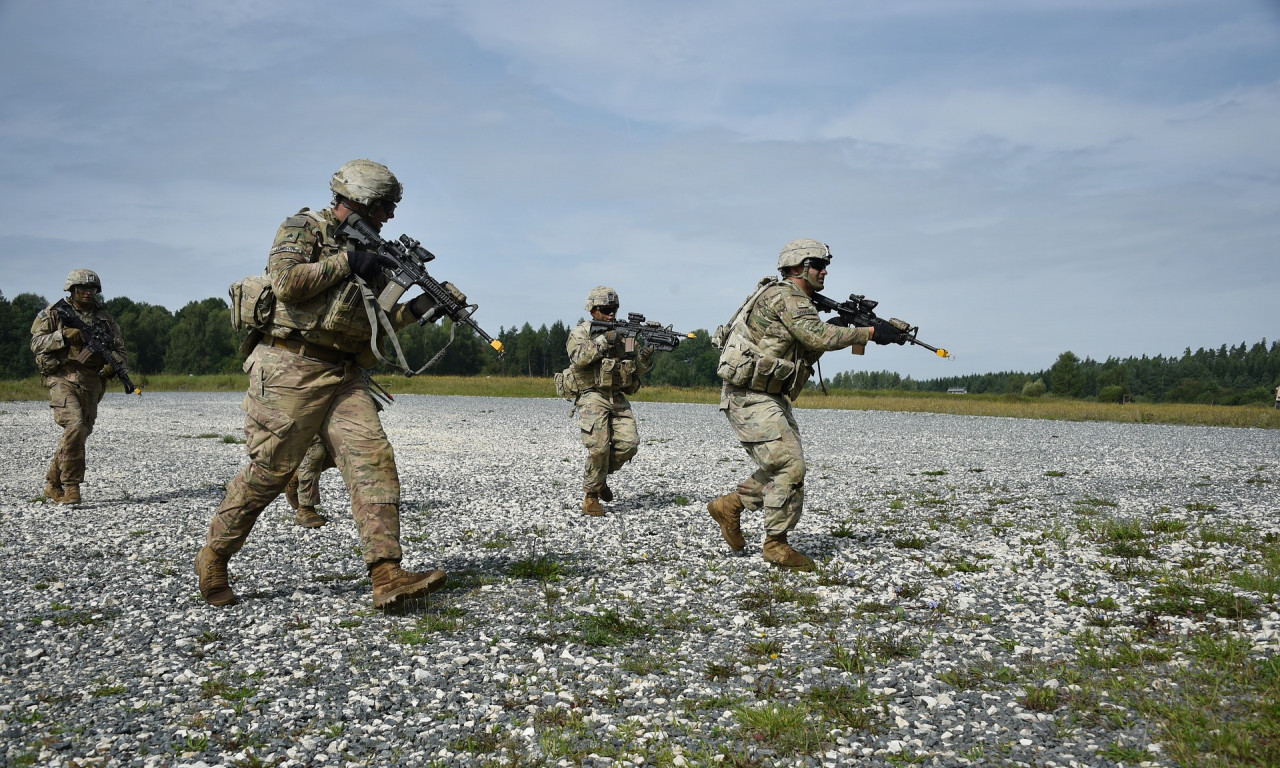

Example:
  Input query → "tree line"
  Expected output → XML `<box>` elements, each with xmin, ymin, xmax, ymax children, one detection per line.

<box><xmin>4</xmin><ymin>290</ymin><xmax>1276</xmax><ymax>404</ymax></box>
<box><xmin>0</xmin><ymin>290</ymin><xmax>723</xmax><ymax>386</ymax></box>
<box><xmin>829</xmin><ymin>343</ymin><xmax>1280</xmax><ymax>404</ymax></box>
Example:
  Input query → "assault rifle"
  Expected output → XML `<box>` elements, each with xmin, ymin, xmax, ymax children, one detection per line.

<box><xmin>336</xmin><ymin>213</ymin><xmax>504</xmax><ymax>373</ymax></box>
<box><xmin>811</xmin><ymin>292</ymin><xmax>950</xmax><ymax>358</ymax></box>
<box><xmin>52</xmin><ymin>299</ymin><xmax>142</xmax><ymax>394</ymax></box>
<box><xmin>590</xmin><ymin>313</ymin><xmax>696</xmax><ymax>352</ymax></box>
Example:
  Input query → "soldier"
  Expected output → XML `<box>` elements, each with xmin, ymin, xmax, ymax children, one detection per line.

<box><xmin>563</xmin><ymin>287</ymin><xmax>655</xmax><ymax>516</ymax></box>
<box><xmin>283</xmin><ymin>436</ymin><xmax>334</xmax><ymax>528</ymax></box>
<box><xmin>30</xmin><ymin>269</ymin><xmax>130</xmax><ymax>505</ymax></box>
<box><xmin>706</xmin><ymin>239</ymin><xmax>903</xmax><ymax>569</ymax></box>
<box><xmin>196</xmin><ymin>158</ymin><xmax>453</xmax><ymax>610</ymax></box>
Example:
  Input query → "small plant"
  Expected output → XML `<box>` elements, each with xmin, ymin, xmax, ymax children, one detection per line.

<box><xmin>732</xmin><ymin>702</ymin><xmax>824</xmax><ymax>755</ymax></box>
<box><xmin>1020</xmin><ymin>685</ymin><xmax>1059</xmax><ymax>712</ymax></box>
<box><xmin>1044</xmin><ymin>470</ymin><xmax>1066</xmax><ymax>477</ymax></box>
<box><xmin>576</xmin><ymin>608</ymin><xmax>649</xmax><ymax>646</ymax></box>
<box><xmin>893</xmin><ymin>534</ymin><xmax>929</xmax><ymax>550</ymax></box>
<box><xmin>674</xmin><ymin>496</ymin><xmax>690</xmax><ymax>506</ymax></box>
<box><xmin>508</xmin><ymin>554</ymin><xmax>564</xmax><ymax>581</ymax></box>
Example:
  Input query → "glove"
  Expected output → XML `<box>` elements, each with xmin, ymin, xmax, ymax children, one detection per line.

<box><xmin>826</xmin><ymin>316</ymin><xmax>850</xmax><ymax>328</ymax></box>
<box><xmin>872</xmin><ymin>318</ymin><xmax>908</xmax><ymax>345</ymax></box>
<box><xmin>63</xmin><ymin>327</ymin><xmax>84</xmax><ymax>346</ymax></box>
<box><xmin>407</xmin><ymin>293</ymin><xmax>438</xmax><ymax>320</ymax></box>
<box><xmin>101</xmin><ymin>364</ymin><xmax>115</xmax><ymax>379</ymax></box>
<box><xmin>602</xmin><ymin>329</ymin><xmax>619</xmax><ymax>344</ymax></box>
<box><xmin>346</xmin><ymin>249</ymin><xmax>383</xmax><ymax>282</ymax></box>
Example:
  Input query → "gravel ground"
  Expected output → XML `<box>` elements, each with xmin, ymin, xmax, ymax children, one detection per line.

<box><xmin>1</xmin><ymin>392</ymin><xmax>1277</xmax><ymax>768</ymax></box>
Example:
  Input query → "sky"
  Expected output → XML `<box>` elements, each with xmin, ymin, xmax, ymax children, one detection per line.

<box><xmin>1</xmin><ymin>0</ymin><xmax>1277</xmax><ymax>381</ymax></box>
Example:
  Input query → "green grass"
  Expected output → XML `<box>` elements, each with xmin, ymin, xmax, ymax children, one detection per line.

<box><xmin>7</xmin><ymin>374</ymin><xmax>1280</xmax><ymax>427</ymax></box>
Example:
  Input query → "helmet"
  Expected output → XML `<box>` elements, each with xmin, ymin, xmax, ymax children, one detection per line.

<box><xmin>64</xmin><ymin>269</ymin><xmax>102</xmax><ymax>292</ymax></box>
<box><xmin>330</xmin><ymin>159</ymin><xmax>402</xmax><ymax>207</ymax></box>
<box><xmin>777</xmin><ymin>239</ymin><xmax>832</xmax><ymax>271</ymax></box>
<box><xmin>585</xmin><ymin>286</ymin><xmax>620</xmax><ymax>311</ymax></box>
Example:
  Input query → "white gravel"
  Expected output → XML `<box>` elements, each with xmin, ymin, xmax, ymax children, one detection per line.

<box><xmin>1</xmin><ymin>392</ymin><xmax>1277</xmax><ymax>767</ymax></box>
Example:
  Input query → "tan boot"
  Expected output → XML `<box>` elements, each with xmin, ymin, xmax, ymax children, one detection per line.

<box><xmin>582</xmin><ymin>493</ymin><xmax>605</xmax><ymax>517</ymax></box>
<box><xmin>707</xmin><ymin>493</ymin><xmax>746</xmax><ymax>551</ymax></box>
<box><xmin>284</xmin><ymin>475</ymin><xmax>300</xmax><ymax>511</ymax></box>
<box><xmin>59</xmin><ymin>484</ymin><xmax>81</xmax><ymax>505</ymax></box>
<box><xmin>370</xmin><ymin>560</ymin><xmax>447</xmax><ymax>610</ymax></box>
<box><xmin>294</xmin><ymin>507</ymin><xmax>328</xmax><ymax>529</ymax></box>
<box><xmin>45</xmin><ymin>463</ymin><xmax>64</xmax><ymax>503</ymax></box>
<box><xmin>195</xmin><ymin>546</ymin><xmax>237</xmax><ymax>606</ymax></box>
<box><xmin>763</xmin><ymin>533</ymin><xmax>814</xmax><ymax>571</ymax></box>
<box><xmin>598</xmin><ymin>483</ymin><xmax>613</xmax><ymax>502</ymax></box>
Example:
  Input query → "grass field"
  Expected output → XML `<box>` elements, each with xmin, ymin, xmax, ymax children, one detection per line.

<box><xmin>3</xmin><ymin>374</ymin><xmax>1278</xmax><ymax>429</ymax></box>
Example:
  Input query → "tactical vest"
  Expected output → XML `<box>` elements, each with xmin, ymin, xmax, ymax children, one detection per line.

<box><xmin>714</xmin><ymin>278</ymin><xmax>812</xmax><ymax>400</ymax></box>
<box><xmin>559</xmin><ymin>322</ymin><xmax>642</xmax><ymax>398</ymax></box>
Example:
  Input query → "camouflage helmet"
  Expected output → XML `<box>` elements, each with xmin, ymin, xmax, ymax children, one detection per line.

<box><xmin>777</xmin><ymin>239</ymin><xmax>832</xmax><ymax>271</ymax></box>
<box><xmin>330</xmin><ymin>159</ymin><xmax>403</xmax><ymax>207</ymax></box>
<box><xmin>64</xmin><ymin>268</ymin><xmax>102</xmax><ymax>292</ymax></box>
<box><xmin>585</xmin><ymin>286</ymin><xmax>620</xmax><ymax>311</ymax></box>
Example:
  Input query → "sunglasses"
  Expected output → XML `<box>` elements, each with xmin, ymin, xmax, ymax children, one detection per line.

<box><xmin>595</xmin><ymin>305</ymin><xmax>619</xmax><ymax>314</ymax></box>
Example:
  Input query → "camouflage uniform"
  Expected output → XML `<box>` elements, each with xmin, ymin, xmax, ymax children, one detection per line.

<box><xmin>29</xmin><ymin>298</ymin><xmax>127</xmax><ymax>492</ymax></box>
<box><xmin>204</xmin><ymin>206</ymin><xmax>420</xmax><ymax>566</ymax></box>
<box><xmin>292</xmin><ymin>435</ymin><xmax>336</xmax><ymax>509</ymax></box>
<box><xmin>719</xmin><ymin>280</ymin><xmax>870</xmax><ymax>536</ymax></box>
<box><xmin>566</xmin><ymin>320</ymin><xmax>655</xmax><ymax>496</ymax></box>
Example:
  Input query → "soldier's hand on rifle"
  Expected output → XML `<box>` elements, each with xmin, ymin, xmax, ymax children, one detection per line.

<box><xmin>346</xmin><ymin>249</ymin><xmax>383</xmax><ymax>281</ymax></box>
<box><xmin>63</xmin><ymin>327</ymin><xmax>84</xmax><ymax>346</ymax></box>
<box><xmin>407</xmin><ymin>293</ymin><xmax>441</xmax><ymax>322</ymax></box>
<box><xmin>871</xmin><ymin>318</ymin><xmax>907</xmax><ymax>345</ymax></box>
<box><xmin>101</xmin><ymin>364</ymin><xmax>115</xmax><ymax>379</ymax></box>
<box><xmin>601</xmin><ymin>329</ymin><xmax>618</xmax><ymax>344</ymax></box>
<box><xmin>826</xmin><ymin>316</ymin><xmax>851</xmax><ymax>328</ymax></box>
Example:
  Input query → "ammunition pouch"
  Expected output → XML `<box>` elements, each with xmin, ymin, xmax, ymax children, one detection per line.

<box><xmin>717</xmin><ymin>331</ymin><xmax>803</xmax><ymax>396</ymax></box>
<box><xmin>229</xmin><ymin>273</ymin><xmax>276</xmax><ymax>332</ymax></box>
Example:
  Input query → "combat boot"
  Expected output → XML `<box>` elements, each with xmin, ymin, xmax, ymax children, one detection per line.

<box><xmin>763</xmin><ymin>533</ymin><xmax>814</xmax><ymax>571</ymax></box>
<box><xmin>582</xmin><ymin>493</ymin><xmax>605</xmax><ymax>517</ymax></box>
<box><xmin>370</xmin><ymin>560</ymin><xmax>447</xmax><ymax>610</ymax></box>
<box><xmin>195</xmin><ymin>546</ymin><xmax>237</xmax><ymax>606</ymax></box>
<box><xmin>284</xmin><ymin>475</ymin><xmax>300</xmax><ymax>510</ymax></box>
<box><xmin>45</xmin><ymin>464</ymin><xmax>64</xmax><ymax>503</ymax></box>
<box><xmin>598</xmin><ymin>483</ymin><xmax>613</xmax><ymax>502</ymax></box>
<box><xmin>707</xmin><ymin>492</ymin><xmax>746</xmax><ymax>551</ymax></box>
<box><xmin>59</xmin><ymin>484</ymin><xmax>81</xmax><ymax>505</ymax></box>
<box><xmin>294</xmin><ymin>506</ymin><xmax>328</xmax><ymax>529</ymax></box>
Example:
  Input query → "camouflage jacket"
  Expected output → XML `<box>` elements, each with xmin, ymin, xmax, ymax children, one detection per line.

<box><xmin>719</xmin><ymin>280</ymin><xmax>869</xmax><ymax>399</ymax></box>
<box><xmin>565</xmin><ymin>320</ymin><xmax>655</xmax><ymax>396</ymax></box>
<box><xmin>265</xmin><ymin>207</ymin><xmax>416</xmax><ymax>356</ymax></box>
<box><xmin>30</xmin><ymin>302</ymin><xmax>127</xmax><ymax>384</ymax></box>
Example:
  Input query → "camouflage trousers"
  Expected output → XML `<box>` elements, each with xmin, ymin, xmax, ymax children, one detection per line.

<box><xmin>721</xmin><ymin>384</ymin><xmax>806</xmax><ymax>536</ymax></box>
<box><xmin>46</xmin><ymin>371</ymin><xmax>106</xmax><ymax>485</ymax></box>
<box><xmin>294</xmin><ymin>435</ymin><xmax>336</xmax><ymax>508</ymax></box>
<box><xmin>205</xmin><ymin>344</ymin><xmax>402</xmax><ymax>565</ymax></box>
<box><xmin>576</xmin><ymin>390</ymin><xmax>639</xmax><ymax>494</ymax></box>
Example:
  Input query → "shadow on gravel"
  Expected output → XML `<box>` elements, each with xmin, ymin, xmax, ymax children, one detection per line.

<box><xmin>120</xmin><ymin>485</ymin><xmax>227</xmax><ymax>506</ymax></box>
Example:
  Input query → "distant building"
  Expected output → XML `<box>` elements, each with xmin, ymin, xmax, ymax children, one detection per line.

<box><xmin>947</xmin><ymin>387</ymin><xmax>967</xmax><ymax>395</ymax></box>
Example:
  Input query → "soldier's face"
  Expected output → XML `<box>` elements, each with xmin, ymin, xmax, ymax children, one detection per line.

<box><xmin>801</xmin><ymin>259</ymin><xmax>828</xmax><ymax>290</ymax></box>
<box><xmin>591</xmin><ymin>305</ymin><xmax>618</xmax><ymax>322</ymax></box>
<box><xmin>71</xmin><ymin>286</ymin><xmax>98</xmax><ymax>308</ymax></box>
